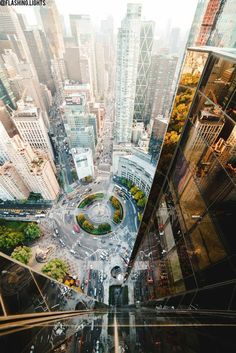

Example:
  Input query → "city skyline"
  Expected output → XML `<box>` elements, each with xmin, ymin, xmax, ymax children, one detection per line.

<box><xmin>17</xmin><ymin>0</ymin><xmax>198</xmax><ymax>33</ymax></box>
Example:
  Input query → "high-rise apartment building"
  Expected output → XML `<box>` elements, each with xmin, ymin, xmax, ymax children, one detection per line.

<box><xmin>145</xmin><ymin>55</ymin><xmax>178</xmax><ymax>123</ymax></box>
<box><xmin>11</xmin><ymin>97</ymin><xmax>54</xmax><ymax>161</ymax></box>
<box><xmin>195</xmin><ymin>0</ymin><xmax>222</xmax><ymax>46</ymax></box>
<box><xmin>115</xmin><ymin>3</ymin><xmax>142</xmax><ymax>143</ymax></box>
<box><xmin>133</xmin><ymin>21</ymin><xmax>154</xmax><ymax>123</ymax></box>
<box><xmin>127</xmin><ymin>47</ymin><xmax>236</xmax><ymax>309</ymax></box>
<box><xmin>24</xmin><ymin>29</ymin><xmax>54</xmax><ymax>92</ymax></box>
<box><xmin>6</xmin><ymin>135</ymin><xmax>59</xmax><ymax>200</ymax></box>
<box><xmin>0</xmin><ymin>161</ymin><xmax>29</xmax><ymax>200</ymax></box>
<box><xmin>208</xmin><ymin>0</ymin><xmax>236</xmax><ymax>47</ymax></box>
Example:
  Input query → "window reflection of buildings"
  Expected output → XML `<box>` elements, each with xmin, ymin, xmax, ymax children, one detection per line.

<box><xmin>129</xmin><ymin>49</ymin><xmax>236</xmax><ymax>304</ymax></box>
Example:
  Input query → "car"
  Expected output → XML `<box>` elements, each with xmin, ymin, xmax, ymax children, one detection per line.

<box><xmin>70</xmin><ymin>249</ymin><xmax>76</xmax><ymax>255</ymax></box>
<box><xmin>73</xmin><ymin>224</ymin><xmax>80</xmax><ymax>233</ymax></box>
<box><xmin>72</xmin><ymin>230</ymin><xmax>75</xmax><ymax>235</ymax></box>
<box><xmin>55</xmin><ymin>228</ymin><xmax>59</xmax><ymax>235</ymax></box>
<box><xmin>59</xmin><ymin>239</ymin><xmax>66</xmax><ymax>247</ymax></box>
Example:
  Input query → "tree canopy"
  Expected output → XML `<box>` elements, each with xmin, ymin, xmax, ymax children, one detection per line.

<box><xmin>24</xmin><ymin>223</ymin><xmax>41</xmax><ymax>243</ymax></box>
<box><xmin>11</xmin><ymin>246</ymin><xmax>32</xmax><ymax>265</ymax></box>
<box><xmin>42</xmin><ymin>258</ymin><xmax>68</xmax><ymax>282</ymax></box>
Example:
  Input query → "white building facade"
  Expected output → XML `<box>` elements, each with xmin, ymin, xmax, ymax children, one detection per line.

<box><xmin>115</xmin><ymin>3</ymin><xmax>142</xmax><ymax>143</ymax></box>
<box><xmin>71</xmin><ymin>148</ymin><xmax>94</xmax><ymax>181</ymax></box>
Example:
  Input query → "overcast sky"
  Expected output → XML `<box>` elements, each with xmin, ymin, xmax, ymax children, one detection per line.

<box><xmin>17</xmin><ymin>0</ymin><xmax>198</xmax><ymax>36</ymax></box>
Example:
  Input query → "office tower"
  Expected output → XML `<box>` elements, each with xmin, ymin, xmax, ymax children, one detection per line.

<box><xmin>0</xmin><ymin>101</ymin><xmax>17</xmax><ymax>138</ymax></box>
<box><xmin>127</xmin><ymin>47</ymin><xmax>236</xmax><ymax>307</ymax></box>
<box><xmin>6</xmin><ymin>135</ymin><xmax>59</xmax><ymax>200</ymax></box>
<box><xmin>145</xmin><ymin>55</ymin><xmax>178</xmax><ymax>123</ymax></box>
<box><xmin>100</xmin><ymin>16</ymin><xmax>115</xmax><ymax>93</ymax></box>
<box><xmin>11</xmin><ymin>97</ymin><xmax>54</xmax><ymax>161</ymax></box>
<box><xmin>208</xmin><ymin>0</ymin><xmax>236</xmax><ymax>47</ymax></box>
<box><xmin>0</xmin><ymin>7</ymin><xmax>36</xmax><ymax>72</ymax></box>
<box><xmin>24</xmin><ymin>29</ymin><xmax>54</xmax><ymax>91</ymax></box>
<box><xmin>115</xmin><ymin>3</ymin><xmax>142</xmax><ymax>143</ymax></box>
<box><xmin>64</xmin><ymin>47</ymin><xmax>81</xmax><ymax>82</ymax></box>
<box><xmin>40</xmin><ymin>83</ymin><xmax>53</xmax><ymax>114</ymax></box>
<box><xmin>0</xmin><ymin>60</ymin><xmax>16</xmax><ymax>109</ymax></box>
<box><xmin>133</xmin><ymin>21</ymin><xmax>154</xmax><ymax>123</ymax></box>
<box><xmin>10</xmin><ymin>68</ymin><xmax>50</xmax><ymax>128</ymax></box>
<box><xmin>39</xmin><ymin>0</ymin><xmax>66</xmax><ymax>92</ymax></box>
<box><xmin>71</xmin><ymin>148</ymin><xmax>95</xmax><ymax>181</ymax></box>
<box><xmin>196</xmin><ymin>0</ymin><xmax>222</xmax><ymax>46</ymax></box>
<box><xmin>148</xmin><ymin>115</ymin><xmax>168</xmax><ymax>162</ymax></box>
<box><xmin>69</xmin><ymin>14</ymin><xmax>97</xmax><ymax>98</ymax></box>
<box><xmin>168</xmin><ymin>27</ymin><xmax>181</xmax><ymax>54</ymax></box>
<box><xmin>95</xmin><ymin>34</ymin><xmax>108</xmax><ymax>100</ymax></box>
<box><xmin>62</xmin><ymin>93</ymin><xmax>97</xmax><ymax>152</ymax></box>
<box><xmin>0</xmin><ymin>161</ymin><xmax>29</xmax><ymax>200</ymax></box>
<box><xmin>39</xmin><ymin>0</ymin><xmax>65</xmax><ymax>59</ymax></box>
<box><xmin>75</xmin><ymin>126</ymin><xmax>96</xmax><ymax>156</ymax></box>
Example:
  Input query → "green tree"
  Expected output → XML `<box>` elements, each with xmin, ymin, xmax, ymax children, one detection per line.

<box><xmin>24</xmin><ymin>223</ymin><xmax>41</xmax><ymax>243</ymax></box>
<box><xmin>85</xmin><ymin>175</ymin><xmax>93</xmax><ymax>183</ymax></box>
<box><xmin>83</xmin><ymin>220</ymin><xmax>94</xmax><ymax>231</ymax></box>
<box><xmin>11</xmin><ymin>246</ymin><xmax>32</xmax><ymax>265</ymax></box>
<box><xmin>134</xmin><ymin>191</ymin><xmax>144</xmax><ymax>201</ymax></box>
<box><xmin>71</xmin><ymin>170</ymin><xmax>78</xmax><ymax>181</ymax></box>
<box><xmin>77</xmin><ymin>214</ymin><xmax>86</xmax><ymax>224</ymax></box>
<box><xmin>42</xmin><ymin>258</ymin><xmax>68</xmax><ymax>282</ymax></box>
<box><xmin>97</xmin><ymin>223</ymin><xmax>111</xmax><ymax>232</ymax></box>
<box><xmin>120</xmin><ymin>177</ymin><xmax>127</xmax><ymax>186</ymax></box>
<box><xmin>138</xmin><ymin>212</ymin><xmax>143</xmax><ymax>222</ymax></box>
<box><xmin>110</xmin><ymin>196</ymin><xmax>120</xmax><ymax>209</ymax></box>
<box><xmin>113</xmin><ymin>209</ymin><xmax>121</xmax><ymax>223</ymax></box>
<box><xmin>127</xmin><ymin>180</ymin><xmax>133</xmax><ymax>189</ymax></box>
<box><xmin>137</xmin><ymin>197</ymin><xmax>147</xmax><ymax>209</ymax></box>
<box><xmin>0</xmin><ymin>231</ymin><xmax>24</xmax><ymax>251</ymax></box>
<box><xmin>130</xmin><ymin>186</ymin><xmax>139</xmax><ymax>195</ymax></box>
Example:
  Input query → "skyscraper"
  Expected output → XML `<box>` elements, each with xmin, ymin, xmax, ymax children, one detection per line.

<box><xmin>0</xmin><ymin>161</ymin><xmax>29</xmax><ymax>201</ymax></box>
<box><xmin>11</xmin><ymin>97</ymin><xmax>54</xmax><ymax>161</ymax></box>
<box><xmin>195</xmin><ymin>0</ymin><xmax>222</xmax><ymax>46</ymax></box>
<box><xmin>6</xmin><ymin>135</ymin><xmax>59</xmax><ymax>200</ymax></box>
<box><xmin>145</xmin><ymin>54</ymin><xmax>178</xmax><ymax>123</ymax></box>
<box><xmin>115</xmin><ymin>3</ymin><xmax>142</xmax><ymax>143</ymax></box>
<box><xmin>133</xmin><ymin>21</ymin><xmax>154</xmax><ymax>123</ymax></box>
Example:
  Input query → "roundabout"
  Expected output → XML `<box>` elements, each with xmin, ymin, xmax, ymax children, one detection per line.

<box><xmin>76</xmin><ymin>192</ymin><xmax>124</xmax><ymax>236</ymax></box>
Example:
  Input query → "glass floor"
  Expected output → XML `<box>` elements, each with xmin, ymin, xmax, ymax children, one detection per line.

<box><xmin>1</xmin><ymin>308</ymin><xmax>236</xmax><ymax>353</ymax></box>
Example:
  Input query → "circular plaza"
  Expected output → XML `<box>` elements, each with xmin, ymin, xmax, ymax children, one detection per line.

<box><xmin>76</xmin><ymin>192</ymin><xmax>124</xmax><ymax>236</ymax></box>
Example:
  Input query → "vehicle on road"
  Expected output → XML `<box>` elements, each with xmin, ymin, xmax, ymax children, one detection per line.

<box><xmin>70</xmin><ymin>249</ymin><xmax>76</xmax><ymax>255</ymax></box>
<box><xmin>73</xmin><ymin>224</ymin><xmax>80</xmax><ymax>233</ymax></box>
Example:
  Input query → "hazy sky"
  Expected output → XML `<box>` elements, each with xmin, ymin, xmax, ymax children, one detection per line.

<box><xmin>17</xmin><ymin>0</ymin><xmax>198</xmax><ymax>35</ymax></box>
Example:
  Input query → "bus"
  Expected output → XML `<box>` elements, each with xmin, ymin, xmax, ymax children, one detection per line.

<box><xmin>35</xmin><ymin>214</ymin><xmax>46</xmax><ymax>218</ymax></box>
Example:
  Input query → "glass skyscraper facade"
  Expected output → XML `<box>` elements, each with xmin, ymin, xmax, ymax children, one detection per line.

<box><xmin>126</xmin><ymin>47</ymin><xmax>236</xmax><ymax>310</ymax></box>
